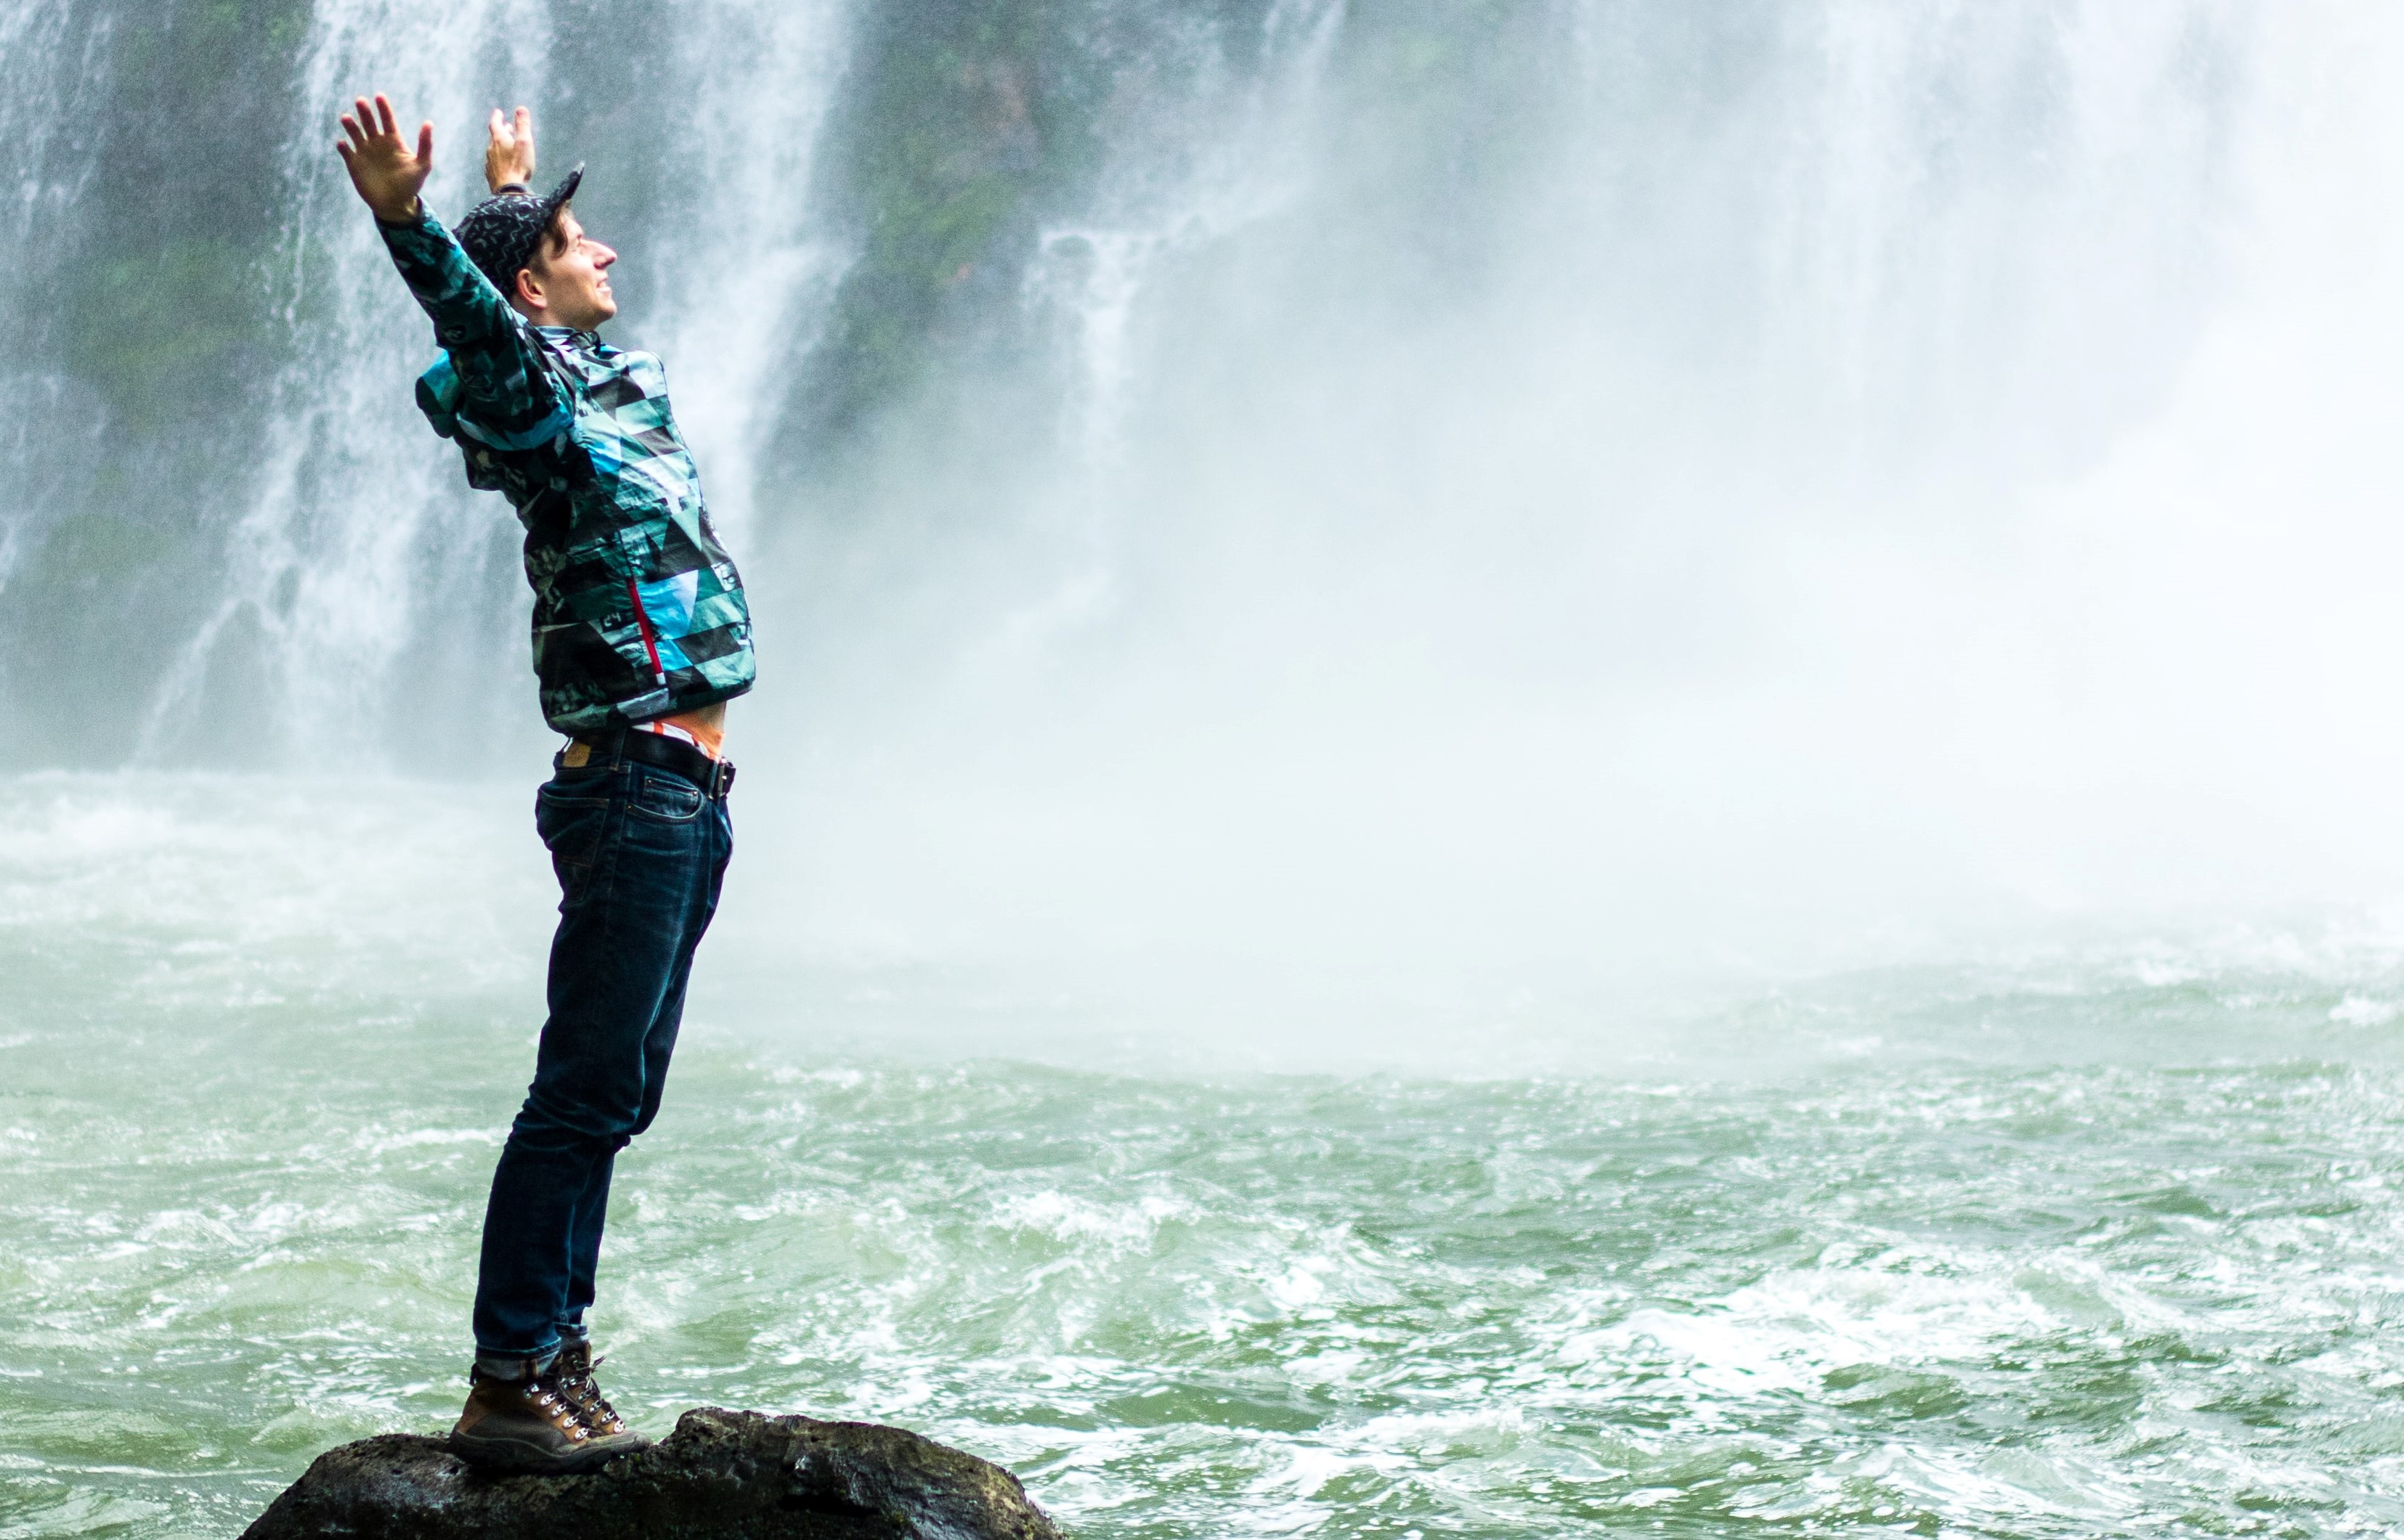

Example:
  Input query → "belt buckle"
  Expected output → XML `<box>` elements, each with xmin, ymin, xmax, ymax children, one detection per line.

<box><xmin>710</xmin><ymin>759</ymin><xmax>735</xmax><ymax>799</ymax></box>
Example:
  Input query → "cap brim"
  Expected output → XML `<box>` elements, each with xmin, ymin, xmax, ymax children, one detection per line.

<box><xmin>540</xmin><ymin>165</ymin><xmax>584</xmax><ymax>213</ymax></box>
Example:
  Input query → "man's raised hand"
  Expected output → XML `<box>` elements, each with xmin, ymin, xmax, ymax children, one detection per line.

<box><xmin>336</xmin><ymin>94</ymin><xmax>432</xmax><ymax>224</ymax></box>
<box><xmin>486</xmin><ymin>107</ymin><xmax>537</xmax><ymax>194</ymax></box>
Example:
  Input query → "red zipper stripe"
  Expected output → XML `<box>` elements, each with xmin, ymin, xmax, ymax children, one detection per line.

<box><xmin>627</xmin><ymin>578</ymin><xmax>667</xmax><ymax>683</ymax></box>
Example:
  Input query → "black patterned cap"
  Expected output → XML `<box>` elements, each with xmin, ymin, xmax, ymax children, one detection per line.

<box><xmin>455</xmin><ymin>166</ymin><xmax>584</xmax><ymax>298</ymax></box>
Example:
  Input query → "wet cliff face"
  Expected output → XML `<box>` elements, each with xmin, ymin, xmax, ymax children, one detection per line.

<box><xmin>0</xmin><ymin>0</ymin><xmax>2251</xmax><ymax>778</ymax></box>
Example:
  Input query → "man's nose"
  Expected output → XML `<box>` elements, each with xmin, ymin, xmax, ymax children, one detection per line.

<box><xmin>593</xmin><ymin>243</ymin><xmax>617</xmax><ymax>269</ymax></box>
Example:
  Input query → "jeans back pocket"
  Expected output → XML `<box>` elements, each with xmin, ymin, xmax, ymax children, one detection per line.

<box><xmin>537</xmin><ymin>773</ymin><xmax>616</xmax><ymax>874</ymax></box>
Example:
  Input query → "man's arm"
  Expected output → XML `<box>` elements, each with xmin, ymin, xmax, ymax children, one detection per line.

<box><xmin>337</xmin><ymin>94</ymin><xmax>566</xmax><ymax>448</ymax></box>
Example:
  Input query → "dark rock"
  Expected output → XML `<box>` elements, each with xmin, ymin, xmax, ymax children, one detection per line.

<box><xmin>238</xmin><ymin>1406</ymin><xmax>1064</xmax><ymax>1540</ymax></box>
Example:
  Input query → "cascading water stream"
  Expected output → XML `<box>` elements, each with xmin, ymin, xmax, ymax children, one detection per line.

<box><xmin>135</xmin><ymin>0</ymin><xmax>556</xmax><ymax>764</ymax></box>
<box><xmin>642</xmin><ymin>0</ymin><xmax>852</xmax><ymax>553</ymax></box>
<box><xmin>1034</xmin><ymin>0</ymin><xmax>1344</xmax><ymax>473</ymax></box>
<box><xmin>1015</xmin><ymin>0</ymin><xmax>1345</xmax><ymax>647</ymax></box>
<box><xmin>0</xmin><ymin>0</ymin><xmax>110</xmax><ymax>605</ymax></box>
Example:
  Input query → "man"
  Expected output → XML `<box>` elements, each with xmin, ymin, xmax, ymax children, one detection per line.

<box><xmin>336</xmin><ymin>94</ymin><xmax>755</xmax><ymax>1472</ymax></box>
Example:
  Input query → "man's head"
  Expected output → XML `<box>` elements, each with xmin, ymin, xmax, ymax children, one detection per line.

<box><xmin>456</xmin><ymin>167</ymin><xmax>618</xmax><ymax>330</ymax></box>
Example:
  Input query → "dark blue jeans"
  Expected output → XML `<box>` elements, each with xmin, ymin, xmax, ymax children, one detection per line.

<box><xmin>471</xmin><ymin>753</ymin><xmax>733</xmax><ymax>1361</ymax></box>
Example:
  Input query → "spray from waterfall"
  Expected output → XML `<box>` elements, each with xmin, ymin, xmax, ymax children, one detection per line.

<box><xmin>710</xmin><ymin>0</ymin><xmax>2312</xmax><ymax>1040</ymax></box>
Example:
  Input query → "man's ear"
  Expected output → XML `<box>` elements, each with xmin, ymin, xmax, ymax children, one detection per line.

<box><xmin>513</xmin><ymin>266</ymin><xmax>543</xmax><ymax>311</ymax></box>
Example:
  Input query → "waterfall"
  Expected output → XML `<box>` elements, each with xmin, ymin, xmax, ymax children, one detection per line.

<box><xmin>4</xmin><ymin>0</ymin><xmax>2253</xmax><ymax>764</ymax></box>
<box><xmin>10</xmin><ymin>0</ymin><xmax>2404</xmax><ymax>1007</ymax></box>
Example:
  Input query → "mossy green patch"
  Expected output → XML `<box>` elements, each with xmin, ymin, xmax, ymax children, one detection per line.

<box><xmin>798</xmin><ymin>0</ymin><xmax>1118</xmax><ymax>439</ymax></box>
<box><xmin>67</xmin><ymin>240</ymin><xmax>261</xmax><ymax>430</ymax></box>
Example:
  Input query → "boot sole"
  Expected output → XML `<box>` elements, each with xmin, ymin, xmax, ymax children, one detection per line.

<box><xmin>447</xmin><ymin>1427</ymin><xmax>649</xmax><ymax>1475</ymax></box>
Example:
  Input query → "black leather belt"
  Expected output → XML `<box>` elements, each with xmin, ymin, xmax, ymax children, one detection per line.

<box><xmin>562</xmin><ymin>728</ymin><xmax>736</xmax><ymax>799</ymax></box>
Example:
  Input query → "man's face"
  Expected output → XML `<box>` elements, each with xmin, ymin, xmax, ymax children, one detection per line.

<box><xmin>518</xmin><ymin>208</ymin><xmax>617</xmax><ymax>330</ymax></box>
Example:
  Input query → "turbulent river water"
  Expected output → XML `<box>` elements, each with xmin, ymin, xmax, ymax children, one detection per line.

<box><xmin>12</xmin><ymin>776</ymin><xmax>2404</xmax><ymax>1539</ymax></box>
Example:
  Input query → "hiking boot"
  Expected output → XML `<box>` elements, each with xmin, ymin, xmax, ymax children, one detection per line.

<box><xmin>545</xmin><ymin>1340</ymin><xmax>649</xmax><ymax>1447</ymax></box>
<box><xmin>448</xmin><ymin>1365</ymin><xmax>643</xmax><ymax>1473</ymax></box>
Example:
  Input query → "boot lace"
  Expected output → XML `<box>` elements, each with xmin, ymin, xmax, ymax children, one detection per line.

<box><xmin>551</xmin><ymin>1352</ymin><xmax>624</xmax><ymax>1431</ymax></box>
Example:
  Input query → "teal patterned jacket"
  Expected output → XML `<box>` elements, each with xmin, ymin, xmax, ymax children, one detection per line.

<box><xmin>377</xmin><ymin>208</ymin><xmax>756</xmax><ymax>736</ymax></box>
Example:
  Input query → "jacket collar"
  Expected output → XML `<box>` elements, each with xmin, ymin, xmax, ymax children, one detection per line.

<box><xmin>535</xmin><ymin>325</ymin><xmax>609</xmax><ymax>354</ymax></box>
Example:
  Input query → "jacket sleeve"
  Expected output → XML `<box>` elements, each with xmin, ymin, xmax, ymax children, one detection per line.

<box><xmin>377</xmin><ymin>208</ymin><xmax>571</xmax><ymax>451</ymax></box>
